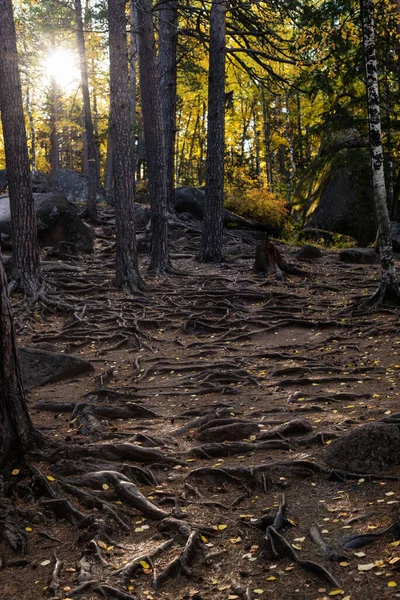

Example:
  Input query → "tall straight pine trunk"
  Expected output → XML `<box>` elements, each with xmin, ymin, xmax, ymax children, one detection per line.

<box><xmin>0</xmin><ymin>0</ymin><xmax>42</xmax><ymax>295</ymax></box>
<box><xmin>108</xmin><ymin>0</ymin><xmax>143</xmax><ymax>293</ymax></box>
<box><xmin>159</xmin><ymin>0</ymin><xmax>177</xmax><ymax>211</ymax></box>
<box><xmin>199</xmin><ymin>0</ymin><xmax>227</xmax><ymax>262</ymax></box>
<box><xmin>361</xmin><ymin>0</ymin><xmax>400</xmax><ymax>304</ymax></box>
<box><xmin>135</xmin><ymin>0</ymin><xmax>171</xmax><ymax>273</ymax></box>
<box><xmin>74</xmin><ymin>0</ymin><xmax>99</xmax><ymax>220</ymax></box>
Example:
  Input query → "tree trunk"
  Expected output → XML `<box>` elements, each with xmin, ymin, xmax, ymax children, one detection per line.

<box><xmin>135</xmin><ymin>0</ymin><xmax>171</xmax><ymax>274</ymax></box>
<box><xmin>108</xmin><ymin>0</ymin><xmax>144</xmax><ymax>293</ymax></box>
<box><xmin>74</xmin><ymin>0</ymin><xmax>98</xmax><ymax>220</ymax></box>
<box><xmin>0</xmin><ymin>0</ymin><xmax>42</xmax><ymax>296</ymax></box>
<box><xmin>25</xmin><ymin>85</ymin><xmax>36</xmax><ymax>170</ymax></box>
<box><xmin>0</xmin><ymin>251</ymin><xmax>42</xmax><ymax>466</ymax></box>
<box><xmin>158</xmin><ymin>0</ymin><xmax>177</xmax><ymax>211</ymax></box>
<box><xmin>49</xmin><ymin>77</ymin><xmax>60</xmax><ymax>177</ymax></box>
<box><xmin>129</xmin><ymin>0</ymin><xmax>137</xmax><ymax>172</ymax></box>
<box><xmin>361</xmin><ymin>0</ymin><xmax>400</xmax><ymax>304</ymax></box>
<box><xmin>199</xmin><ymin>0</ymin><xmax>227</xmax><ymax>262</ymax></box>
<box><xmin>105</xmin><ymin>125</ymin><xmax>113</xmax><ymax>194</ymax></box>
<box><xmin>261</xmin><ymin>90</ymin><xmax>273</xmax><ymax>193</ymax></box>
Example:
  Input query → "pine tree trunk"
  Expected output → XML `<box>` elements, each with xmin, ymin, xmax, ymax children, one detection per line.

<box><xmin>361</xmin><ymin>0</ymin><xmax>400</xmax><ymax>303</ymax></box>
<box><xmin>0</xmin><ymin>0</ymin><xmax>42</xmax><ymax>296</ymax></box>
<box><xmin>0</xmin><ymin>252</ymin><xmax>42</xmax><ymax>465</ymax></box>
<box><xmin>199</xmin><ymin>0</ymin><xmax>227</xmax><ymax>262</ymax></box>
<box><xmin>108</xmin><ymin>0</ymin><xmax>143</xmax><ymax>293</ymax></box>
<box><xmin>74</xmin><ymin>0</ymin><xmax>98</xmax><ymax>220</ymax></box>
<box><xmin>135</xmin><ymin>0</ymin><xmax>171</xmax><ymax>273</ymax></box>
<box><xmin>25</xmin><ymin>86</ymin><xmax>36</xmax><ymax>170</ymax></box>
<box><xmin>129</xmin><ymin>0</ymin><xmax>137</xmax><ymax>172</ymax></box>
<box><xmin>158</xmin><ymin>0</ymin><xmax>177</xmax><ymax>211</ymax></box>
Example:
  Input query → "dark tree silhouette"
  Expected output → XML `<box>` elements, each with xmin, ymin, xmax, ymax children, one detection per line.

<box><xmin>0</xmin><ymin>252</ymin><xmax>42</xmax><ymax>466</ymax></box>
<box><xmin>199</xmin><ymin>0</ymin><xmax>227</xmax><ymax>262</ymax></box>
<box><xmin>159</xmin><ymin>0</ymin><xmax>177</xmax><ymax>212</ymax></box>
<box><xmin>0</xmin><ymin>0</ymin><xmax>42</xmax><ymax>296</ymax></box>
<box><xmin>108</xmin><ymin>0</ymin><xmax>144</xmax><ymax>293</ymax></box>
<box><xmin>135</xmin><ymin>0</ymin><xmax>171</xmax><ymax>274</ymax></box>
<box><xmin>74</xmin><ymin>0</ymin><xmax>99</xmax><ymax>221</ymax></box>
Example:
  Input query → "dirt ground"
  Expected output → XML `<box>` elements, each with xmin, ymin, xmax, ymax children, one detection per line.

<box><xmin>2</xmin><ymin>221</ymin><xmax>400</xmax><ymax>600</ymax></box>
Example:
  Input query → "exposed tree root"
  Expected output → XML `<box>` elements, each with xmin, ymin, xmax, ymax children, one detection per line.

<box><xmin>48</xmin><ymin>551</ymin><xmax>63</xmax><ymax>597</ymax></box>
<box><xmin>115</xmin><ymin>539</ymin><xmax>174</xmax><ymax>587</ymax></box>
<box><xmin>153</xmin><ymin>531</ymin><xmax>200</xmax><ymax>588</ymax></box>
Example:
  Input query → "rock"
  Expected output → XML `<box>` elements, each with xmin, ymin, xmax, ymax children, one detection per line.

<box><xmin>134</xmin><ymin>205</ymin><xmax>151</xmax><ymax>229</ymax></box>
<box><xmin>310</xmin><ymin>150</ymin><xmax>376</xmax><ymax>246</ymax></box>
<box><xmin>53</xmin><ymin>168</ymin><xmax>107</xmax><ymax>204</ymax></box>
<box><xmin>0</xmin><ymin>192</ymin><xmax>94</xmax><ymax>253</ymax></box>
<box><xmin>296</xmin><ymin>244</ymin><xmax>322</xmax><ymax>260</ymax></box>
<box><xmin>391</xmin><ymin>221</ymin><xmax>400</xmax><ymax>252</ymax></box>
<box><xmin>31</xmin><ymin>170</ymin><xmax>51</xmax><ymax>193</ymax></box>
<box><xmin>324</xmin><ymin>421</ymin><xmax>400</xmax><ymax>473</ymax></box>
<box><xmin>339</xmin><ymin>248</ymin><xmax>379</xmax><ymax>264</ymax></box>
<box><xmin>19</xmin><ymin>347</ymin><xmax>94</xmax><ymax>389</ymax></box>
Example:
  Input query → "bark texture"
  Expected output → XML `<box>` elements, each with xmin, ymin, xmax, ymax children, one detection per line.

<box><xmin>199</xmin><ymin>0</ymin><xmax>227</xmax><ymax>262</ymax></box>
<box><xmin>135</xmin><ymin>0</ymin><xmax>171</xmax><ymax>273</ymax></box>
<box><xmin>362</xmin><ymin>0</ymin><xmax>400</xmax><ymax>303</ymax></box>
<box><xmin>129</xmin><ymin>0</ymin><xmax>137</xmax><ymax>170</ymax></box>
<box><xmin>0</xmin><ymin>0</ymin><xmax>42</xmax><ymax>295</ymax></box>
<box><xmin>0</xmin><ymin>252</ymin><xmax>42</xmax><ymax>465</ymax></box>
<box><xmin>74</xmin><ymin>0</ymin><xmax>99</xmax><ymax>220</ymax></box>
<box><xmin>108</xmin><ymin>0</ymin><xmax>144</xmax><ymax>293</ymax></box>
<box><xmin>158</xmin><ymin>0</ymin><xmax>177</xmax><ymax>211</ymax></box>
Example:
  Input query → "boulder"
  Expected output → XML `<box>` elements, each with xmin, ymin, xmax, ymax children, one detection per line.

<box><xmin>19</xmin><ymin>347</ymin><xmax>94</xmax><ymax>389</ymax></box>
<box><xmin>296</xmin><ymin>244</ymin><xmax>322</xmax><ymax>260</ymax></box>
<box><xmin>339</xmin><ymin>248</ymin><xmax>379</xmax><ymax>264</ymax></box>
<box><xmin>54</xmin><ymin>168</ymin><xmax>107</xmax><ymax>204</ymax></box>
<box><xmin>309</xmin><ymin>150</ymin><xmax>376</xmax><ymax>246</ymax></box>
<box><xmin>0</xmin><ymin>192</ymin><xmax>94</xmax><ymax>253</ymax></box>
<box><xmin>324</xmin><ymin>421</ymin><xmax>400</xmax><ymax>473</ymax></box>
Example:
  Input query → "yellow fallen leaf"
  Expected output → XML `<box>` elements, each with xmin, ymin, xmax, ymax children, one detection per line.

<box><xmin>388</xmin><ymin>582</ymin><xmax>397</xmax><ymax>588</ymax></box>
<box><xmin>292</xmin><ymin>544</ymin><xmax>302</xmax><ymax>550</ymax></box>
<box><xmin>140</xmin><ymin>560</ymin><xmax>150</xmax><ymax>569</ymax></box>
<box><xmin>11</xmin><ymin>469</ymin><xmax>20</xmax><ymax>476</ymax></box>
<box><xmin>46</xmin><ymin>476</ymin><xmax>55</xmax><ymax>482</ymax></box>
<box><xmin>391</xmin><ymin>541</ymin><xmax>400</xmax><ymax>547</ymax></box>
<box><xmin>354</xmin><ymin>552</ymin><xmax>366</xmax><ymax>558</ymax></box>
<box><xmin>358</xmin><ymin>563</ymin><xmax>375</xmax><ymax>571</ymax></box>
<box><xmin>97</xmin><ymin>540</ymin><xmax>107</xmax><ymax>549</ymax></box>
<box><xmin>102</xmin><ymin>484</ymin><xmax>109</xmax><ymax>491</ymax></box>
<box><xmin>63</xmin><ymin>587</ymin><xmax>71</xmax><ymax>593</ymax></box>
<box><xmin>253</xmin><ymin>590</ymin><xmax>264</xmax><ymax>595</ymax></box>
<box><xmin>328</xmin><ymin>591</ymin><xmax>344</xmax><ymax>596</ymax></box>
<box><xmin>201</xmin><ymin>536</ymin><xmax>208</xmax><ymax>543</ymax></box>
<box><xmin>25</xmin><ymin>527</ymin><xmax>32</xmax><ymax>532</ymax></box>
<box><xmin>40</xmin><ymin>560</ymin><xmax>51</xmax><ymax>566</ymax></box>
<box><xmin>218</xmin><ymin>524</ymin><xmax>227</xmax><ymax>531</ymax></box>
<box><xmin>266</xmin><ymin>576</ymin><xmax>276</xmax><ymax>581</ymax></box>
<box><xmin>340</xmin><ymin>562</ymin><xmax>349</xmax><ymax>567</ymax></box>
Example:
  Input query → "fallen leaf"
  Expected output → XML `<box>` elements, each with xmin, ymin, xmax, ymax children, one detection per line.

<box><xmin>358</xmin><ymin>563</ymin><xmax>375</xmax><ymax>571</ymax></box>
<box><xmin>140</xmin><ymin>560</ymin><xmax>150</xmax><ymax>569</ymax></box>
<box><xmin>46</xmin><ymin>476</ymin><xmax>55</xmax><ymax>482</ymax></box>
<box><xmin>328</xmin><ymin>590</ymin><xmax>344</xmax><ymax>596</ymax></box>
<box><xmin>11</xmin><ymin>469</ymin><xmax>20</xmax><ymax>476</ymax></box>
<box><xmin>388</xmin><ymin>582</ymin><xmax>397</xmax><ymax>588</ymax></box>
<box><xmin>102</xmin><ymin>484</ymin><xmax>109</xmax><ymax>491</ymax></box>
<box><xmin>354</xmin><ymin>552</ymin><xmax>366</xmax><ymax>558</ymax></box>
<box><xmin>253</xmin><ymin>590</ymin><xmax>264</xmax><ymax>595</ymax></box>
<box><xmin>40</xmin><ymin>560</ymin><xmax>51</xmax><ymax>566</ymax></box>
<box><xmin>97</xmin><ymin>540</ymin><xmax>107</xmax><ymax>549</ymax></box>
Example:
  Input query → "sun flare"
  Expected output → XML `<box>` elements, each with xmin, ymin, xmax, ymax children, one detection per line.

<box><xmin>44</xmin><ymin>49</ymin><xmax>80</xmax><ymax>91</ymax></box>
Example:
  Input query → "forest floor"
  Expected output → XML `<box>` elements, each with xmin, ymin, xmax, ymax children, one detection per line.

<box><xmin>2</xmin><ymin>213</ymin><xmax>400</xmax><ymax>600</ymax></box>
